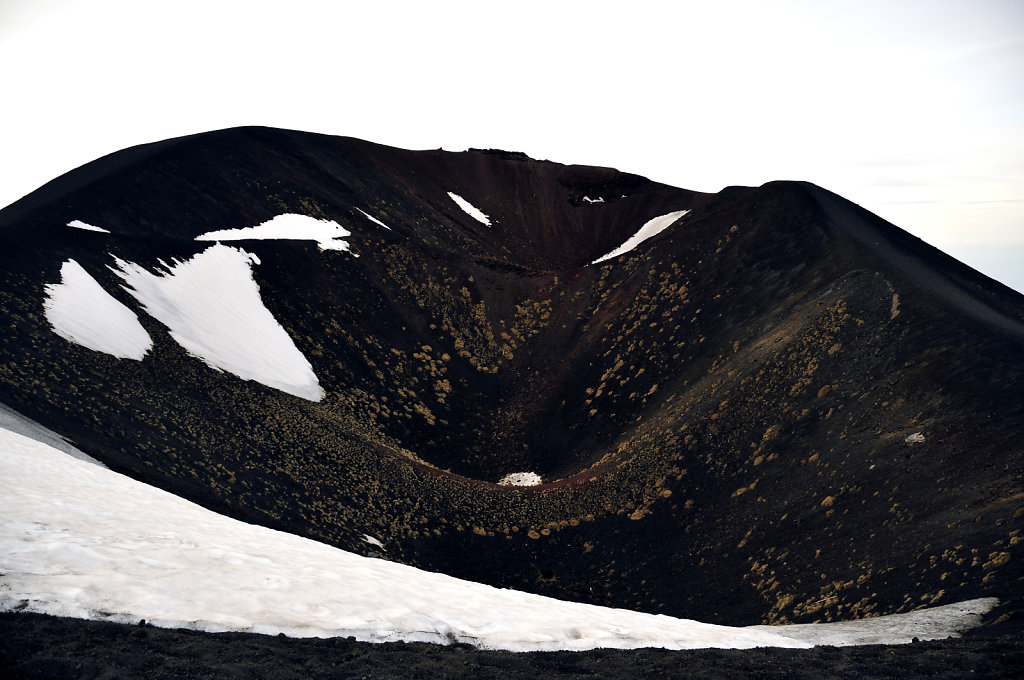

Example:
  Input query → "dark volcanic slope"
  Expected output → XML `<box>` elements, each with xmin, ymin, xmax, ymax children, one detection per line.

<box><xmin>1</xmin><ymin>126</ymin><xmax>1022</xmax><ymax>631</ymax></box>
<box><xmin>4</xmin><ymin>611</ymin><xmax>1024</xmax><ymax>680</ymax></box>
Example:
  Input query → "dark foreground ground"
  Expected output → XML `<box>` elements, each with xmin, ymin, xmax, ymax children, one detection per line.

<box><xmin>2</xmin><ymin>613</ymin><xmax>1023</xmax><ymax>680</ymax></box>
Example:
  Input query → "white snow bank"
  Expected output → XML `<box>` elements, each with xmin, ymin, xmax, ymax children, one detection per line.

<box><xmin>448</xmin><ymin>192</ymin><xmax>492</xmax><ymax>227</ymax></box>
<box><xmin>196</xmin><ymin>214</ymin><xmax>355</xmax><ymax>254</ymax></box>
<box><xmin>582</xmin><ymin>196</ymin><xmax>604</xmax><ymax>204</ymax></box>
<box><xmin>43</xmin><ymin>259</ymin><xmax>152</xmax><ymax>360</ymax></box>
<box><xmin>498</xmin><ymin>472</ymin><xmax>542</xmax><ymax>487</ymax></box>
<box><xmin>0</xmin><ymin>427</ymin><xmax>994</xmax><ymax>652</ymax></box>
<box><xmin>112</xmin><ymin>244</ymin><xmax>323</xmax><ymax>401</ymax></box>
<box><xmin>67</xmin><ymin>219</ymin><xmax>110</xmax><ymax>233</ymax></box>
<box><xmin>355</xmin><ymin>208</ymin><xmax>392</xmax><ymax>231</ymax></box>
<box><xmin>591</xmin><ymin>210</ymin><xmax>690</xmax><ymax>265</ymax></box>
<box><xmin>757</xmin><ymin>598</ymin><xmax>997</xmax><ymax>646</ymax></box>
<box><xmin>0</xmin><ymin>427</ymin><xmax>808</xmax><ymax>652</ymax></box>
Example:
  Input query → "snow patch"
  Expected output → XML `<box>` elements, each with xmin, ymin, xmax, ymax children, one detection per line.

<box><xmin>196</xmin><ymin>214</ymin><xmax>355</xmax><ymax>254</ymax></box>
<box><xmin>355</xmin><ymin>208</ymin><xmax>392</xmax><ymax>231</ymax></box>
<box><xmin>447</xmin><ymin>192</ymin><xmax>492</xmax><ymax>226</ymax></box>
<box><xmin>498</xmin><ymin>472</ymin><xmax>542</xmax><ymax>487</ymax></box>
<box><xmin>905</xmin><ymin>432</ymin><xmax>925</xmax><ymax>445</ymax></box>
<box><xmin>362</xmin><ymin>534</ymin><xmax>385</xmax><ymax>549</ymax></box>
<box><xmin>43</xmin><ymin>259</ymin><xmax>152</xmax><ymax>360</ymax></box>
<box><xmin>112</xmin><ymin>244</ymin><xmax>323</xmax><ymax>401</ymax></box>
<box><xmin>591</xmin><ymin>210</ymin><xmax>690</xmax><ymax>265</ymax></box>
<box><xmin>67</xmin><ymin>219</ymin><xmax>109</xmax><ymax>233</ymax></box>
<box><xmin>582</xmin><ymin>196</ymin><xmax>604</xmax><ymax>204</ymax></box>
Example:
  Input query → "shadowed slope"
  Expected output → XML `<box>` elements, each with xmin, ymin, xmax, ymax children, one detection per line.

<box><xmin>0</xmin><ymin>127</ymin><xmax>1021</xmax><ymax>630</ymax></box>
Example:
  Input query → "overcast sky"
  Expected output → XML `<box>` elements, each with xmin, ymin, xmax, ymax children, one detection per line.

<box><xmin>2</xmin><ymin>0</ymin><xmax>1021</xmax><ymax>292</ymax></box>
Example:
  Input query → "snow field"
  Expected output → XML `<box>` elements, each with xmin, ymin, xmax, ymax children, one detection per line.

<box><xmin>43</xmin><ymin>259</ymin><xmax>152</xmax><ymax>360</ymax></box>
<box><xmin>113</xmin><ymin>244</ymin><xmax>323</xmax><ymax>401</ymax></box>
<box><xmin>46</xmin><ymin>215</ymin><xmax>333</xmax><ymax>400</ymax></box>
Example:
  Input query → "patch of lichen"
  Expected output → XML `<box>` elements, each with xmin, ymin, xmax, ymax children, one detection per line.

<box><xmin>377</xmin><ymin>243</ymin><xmax>511</xmax><ymax>374</ymax></box>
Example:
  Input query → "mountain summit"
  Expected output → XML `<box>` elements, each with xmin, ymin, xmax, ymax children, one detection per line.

<box><xmin>1</xmin><ymin>126</ymin><xmax>1021</xmax><ymax>629</ymax></box>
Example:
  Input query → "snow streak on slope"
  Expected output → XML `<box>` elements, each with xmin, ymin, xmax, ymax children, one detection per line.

<box><xmin>355</xmin><ymin>208</ymin><xmax>392</xmax><ymax>230</ymax></box>
<box><xmin>43</xmin><ymin>259</ymin><xmax>152</xmax><ymax>360</ymax></box>
<box><xmin>0</xmin><ymin>427</ymin><xmax>806</xmax><ymax>652</ymax></box>
<box><xmin>67</xmin><ymin>219</ymin><xmax>110</xmax><ymax>233</ymax></box>
<box><xmin>113</xmin><ymin>245</ymin><xmax>323</xmax><ymax>401</ymax></box>
<box><xmin>195</xmin><ymin>214</ymin><xmax>355</xmax><ymax>253</ymax></box>
<box><xmin>0</xmin><ymin>428</ymin><xmax>995</xmax><ymax>652</ymax></box>
<box><xmin>591</xmin><ymin>210</ymin><xmax>690</xmax><ymax>264</ymax></box>
<box><xmin>447</xmin><ymin>192</ymin><xmax>492</xmax><ymax>226</ymax></box>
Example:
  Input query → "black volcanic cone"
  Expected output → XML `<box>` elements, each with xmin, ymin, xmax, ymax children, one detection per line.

<box><xmin>0</xmin><ymin>126</ymin><xmax>1022</xmax><ymax>633</ymax></box>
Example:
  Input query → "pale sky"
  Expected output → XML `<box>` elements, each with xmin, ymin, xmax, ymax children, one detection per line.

<box><xmin>2</xmin><ymin>0</ymin><xmax>1022</xmax><ymax>292</ymax></box>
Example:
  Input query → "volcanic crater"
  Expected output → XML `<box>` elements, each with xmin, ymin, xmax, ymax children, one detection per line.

<box><xmin>0</xmin><ymin>126</ymin><xmax>1022</xmax><ymax>633</ymax></box>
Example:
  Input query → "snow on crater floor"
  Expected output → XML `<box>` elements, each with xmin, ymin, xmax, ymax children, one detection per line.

<box><xmin>196</xmin><ymin>214</ymin><xmax>356</xmax><ymax>254</ymax></box>
<box><xmin>498</xmin><ymin>471</ymin><xmax>542</xmax><ymax>487</ymax></box>
<box><xmin>43</xmin><ymin>259</ymin><xmax>152</xmax><ymax>360</ymax></box>
<box><xmin>592</xmin><ymin>210</ymin><xmax>690</xmax><ymax>265</ymax></box>
<box><xmin>0</xmin><ymin>427</ymin><xmax>996</xmax><ymax>652</ymax></box>
<box><xmin>113</xmin><ymin>244</ymin><xmax>323</xmax><ymax>401</ymax></box>
<box><xmin>447</xmin><ymin>192</ymin><xmax>492</xmax><ymax>227</ymax></box>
